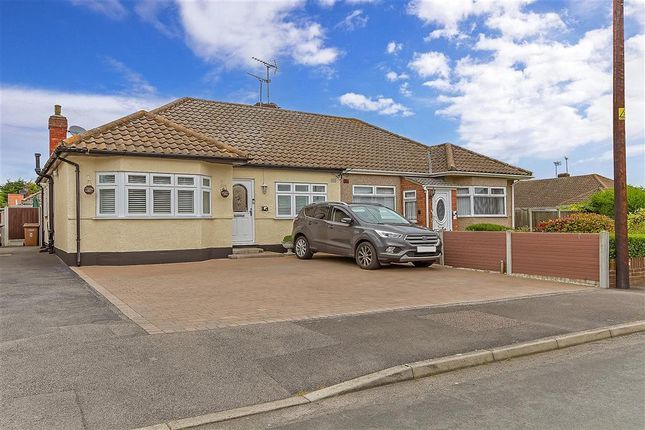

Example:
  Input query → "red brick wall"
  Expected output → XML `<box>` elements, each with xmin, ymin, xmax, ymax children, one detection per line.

<box><xmin>443</xmin><ymin>231</ymin><xmax>507</xmax><ymax>272</ymax></box>
<box><xmin>609</xmin><ymin>257</ymin><xmax>645</xmax><ymax>288</ymax></box>
<box><xmin>511</xmin><ymin>233</ymin><xmax>599</xmax><ymax>282</ymax></box>
<box><xmin>401</xmin><ymin>178</ymin><xmax>426</xmax><ymax>227</ymax></box>
<box><xmin>451</xmin><ymin>189</ymin><xmax>459</xmax><ymax>231</ymax></box>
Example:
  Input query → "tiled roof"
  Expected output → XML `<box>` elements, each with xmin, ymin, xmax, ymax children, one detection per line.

<box><xmin>404</xmin><ymin>177</ymin><xmax>458</xmax><ymax>187</ymax></box>
<box><xmin>61</xmin><ymin>110</ymin><xmax>247</xmax><ymax>161</ymax></box>
<box><xmin>514</xmin><ymin>174</ymin><xmax>614</xmax><ymax>209</ymax></box>
<box><xmin>429</xmin><ymin>143</ymin><xmax>531</xmax><ymax>176</ymax></box>
<box><xmin>153</xmin><ymin>97</ymin><xmax>433</xmax><ymax>173</ymax></box>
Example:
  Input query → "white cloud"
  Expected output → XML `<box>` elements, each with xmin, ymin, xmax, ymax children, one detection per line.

<box><xmin>386</xmin><ymin>41</ymin><xmax>403</xmax><ymax>54</ymax></box>
<box><xmin>408</xmin><ymin>0</ymin><xmax>564</xmax><ymax>40</ymax></box>
<box><xmin>626</xmin><ymin>0</ymin><xmax>645</xmax><ymax>27</ymax></box>
<box><xmin>134</xmin><ymin>0</ymin><xmax>180</xmax><ymax>38</ymax></box>
<box><xmin>70</xmin><ymin>0</ymin><xmax>128</xmax><ymax>20</ymax></box>
<box><xmin>433</xmin><ymin>27</ymin><xmax>644</xmax><ymax>164</ymax></box>
<box><xmin>337</xmin><ymin>9</ymin><xmax>369</xmax><ymax>31</ymax></box>
<box><xmin>0</xmin><ymin>86</ymin><xmax>168</xmax><ymax>182</ymax></box>
<box><xmin>176</xmin><ymin>0</ymin><xmax>339</xmax><ymax>68</ymax></box>
<box><xmin>339</xmin><ymin>92</ymin><xmax>413</xmax><ymax>116</ymax></box>
<box><xmin>385</xmin><ymin>71</ymin><xmax>409</xmax><ymax>81</ymax></box>
<box><xmin>104</xmin><ymin>57</ymin><xmax>157</xmax><ymax>96</ymax></box>
<box><xmin>408</xmin><ymin>51</ymin><xmax>450</xmax><ymax>78</ymax></box>
<box><xmin>399</xmin><ymin>82</ymin><xmax>413</xmax><ymax>97</ymax></box>
<box><xmin>422</xmin><ymin>78</ymin><xmax>452</xmax><ymax>91</ymax></box>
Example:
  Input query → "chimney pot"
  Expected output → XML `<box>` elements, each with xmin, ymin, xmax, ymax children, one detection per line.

<box><xmin>54</xmin><ymin>104</ymin><xmax>62</xmax><ymax>115</ymax></box>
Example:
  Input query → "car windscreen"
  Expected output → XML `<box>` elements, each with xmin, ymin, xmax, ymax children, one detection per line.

<box><xmin>349</xmin><ymin>205</ymin><xmax>411</xmax><ymax>225</ymax></box>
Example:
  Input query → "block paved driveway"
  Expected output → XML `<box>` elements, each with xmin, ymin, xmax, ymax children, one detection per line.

<box><xmin>76</xmin><ymin>254</ymin><xmax>587</xmax><ymax>333</ymax></box>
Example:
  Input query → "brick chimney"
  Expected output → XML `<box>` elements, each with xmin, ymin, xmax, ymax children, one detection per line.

<box><xmin>48</xmin><ymin>104</ymin><xmax>68</xmax><ymax>155</ymax></box>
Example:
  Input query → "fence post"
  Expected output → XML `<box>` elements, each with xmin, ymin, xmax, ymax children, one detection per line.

<box><xmin>505</xmin><ymin>230</ymin><xmax>513</xmax><ymax>275</ymax></box>
<box><xmin>528</xmin><ymin>209</ymin><xmax>533</xmax><ymax>232</ymax></box>
<box><xmin>439</xmin><ymin>230</ymin><xmax>445</xmax><ymax>266</ymax></box>
<box><xmin>599</xmin><ymin>231</ymin><xmax>610</xmax><ymax>289</ymax></box>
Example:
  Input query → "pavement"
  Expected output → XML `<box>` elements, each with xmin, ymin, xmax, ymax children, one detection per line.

<box><xmin>1</xmin><ymin>248</ymin><xmax>644</xmax><ymax>430</ymax></box>
<box><xmin>75</xmin><ymin>254</ymin><xmax>586</xmax><ymax>333</ymax></box>
<box><xmin>200</xmin><ymin>333</ymin><xmax>645</xmax><ymax>430</ymax></box>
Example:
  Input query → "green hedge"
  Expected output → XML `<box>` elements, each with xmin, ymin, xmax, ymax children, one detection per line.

<box><xmin>465</xmin><ymin>223</ymin><xmax>508</xmax><ymax>231</ymax></box>
<box><xmin>610</xmin><ymin>234</ymin><xmax>645</xmax><ymax>259</ymax></box>
<box><xmin>537</xmin><ymin>213</ymin><xmax>613</xmax><ymax>233</ymax></box>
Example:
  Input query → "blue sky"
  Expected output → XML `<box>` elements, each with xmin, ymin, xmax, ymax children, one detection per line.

<box><xmin>1</xmin><ymin>0</ymin><xmax>643</xmax><ymax>184</ymax></box>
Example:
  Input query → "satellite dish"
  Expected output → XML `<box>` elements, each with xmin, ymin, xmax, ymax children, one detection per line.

<box><xmin>68</xmin><ymin>125</ymin><xmax>86</xmax><ymax>135</ymax></box>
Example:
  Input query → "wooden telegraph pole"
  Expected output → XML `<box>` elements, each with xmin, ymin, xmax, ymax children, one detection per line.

<box><xmin>613</xmin><ymin>0</ymin><xmax>629</xmax><ymax>289</ymax></box>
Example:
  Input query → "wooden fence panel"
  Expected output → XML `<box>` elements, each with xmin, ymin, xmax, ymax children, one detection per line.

<box><xmin>512</xmin><ymin>232</ymin><xmax>599</xmax><ymax>282</ymax></box>
<box><xmin>443</xmin><ymin>231</ymin><xmax>506</xmax><ymax>272</ymax></box>
<box><xmin>8</xmin><ymin>207</ymin><xmax>39</xmax><ymax>240</ymax></box>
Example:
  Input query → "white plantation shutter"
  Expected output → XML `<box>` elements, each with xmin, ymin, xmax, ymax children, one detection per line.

<box><xmin>177</xmin><ymin>190</ymin><xmax>194</xmax><ymax>214</ymax></box>
<box><xmin>153</xmin><ymin>189</ymin><xmax>172</xmax><ymax>214</ymax></box>
<box><xmin>127</xmin><ymin>189</ymin><xmax>147</xmax><ymax>214</ymax></box>
<box><xmin>99</xmin><ymin>189</ymin><xmax>116</xmax><ymax>214</ymax></box>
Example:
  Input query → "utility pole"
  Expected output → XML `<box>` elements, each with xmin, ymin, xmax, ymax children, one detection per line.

<box><xmin>613</xmin><ymin>0</ymin><xmax>629</xmax><ymax>289</ymax></box>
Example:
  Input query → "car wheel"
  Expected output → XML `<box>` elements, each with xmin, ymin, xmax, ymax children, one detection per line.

<box><xmin>294</xmin><ymin>235</ymin><xmax>313</xmax><ymax>260</ymax></box>
<box><xmin>413</xmin><ymin>261</ymin><xmax>433</xmax><ymax>268</ymax></box>
<box><xmin>355</xmin><ymin>242</ymin><xmax>380</xmax><ymax>270</ymax></box>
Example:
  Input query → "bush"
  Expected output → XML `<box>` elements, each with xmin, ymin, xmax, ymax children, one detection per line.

<box><xmin>465</xmin><ymin>223</ymin><xmax>508</xmax><ymax>231</ymax></box>
<box><xmin>585</xmin><ymin>186</ymin><xmax>645</xmax><ymax>217</ymax></box>
<box><xmin>282</xmin><ymin>235</ymin><xmax>292</xmax><ymax>243</ymax></box>
<box><xmin>536</xmin><ymin>213</ymin><xmax>614</xmax><ymax>233</ymax></box>
<box><xmin>628</xmin><ymin>208</ymin><xmax>645</xmax><ymax>234</ymax></box>
<box><xmin>610</xmin><ymin>234</ymin><xmax>645</xmax><ymax>259</ymax></box>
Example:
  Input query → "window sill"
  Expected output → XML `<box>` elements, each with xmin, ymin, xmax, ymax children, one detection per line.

<box><xmin>457</xmin><ymin>214</ymin><xmax>508</xmax><ymax>218</ymax></box>
<box><xmin>94</xmin><ymin>216</ymin><xmax>214</xmax><ymax>220</ymax></box>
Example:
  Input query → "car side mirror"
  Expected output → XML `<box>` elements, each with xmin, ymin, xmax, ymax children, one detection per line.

<box><xmin>341</xmin><ymin>217</ymin><xmax>353</xmax><ymax>224</ymax></box>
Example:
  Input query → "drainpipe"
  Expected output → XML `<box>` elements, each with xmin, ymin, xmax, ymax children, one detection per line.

<box><xmin>511</xmin><ymin>180</ymin><xmax>517</xmax><ymax>229</ymax></box>
<box><xmin>36</xmin><ymin>183</ymin><xmax>45</xmax><ymax>249</ymax></box>
<box><xmin>424</xmin><ymin>187</ymin><xmax>430</xmax><ymax>228</ymax></box>
<box><xmin>57</xmin><ymin>156</ymin><xmax>81</xmax><ymax>267</ymax></box>
<box><xmin>34</xmin><ymin>153</ymin><xmax>55</xmax><ymax>253</ymax></box>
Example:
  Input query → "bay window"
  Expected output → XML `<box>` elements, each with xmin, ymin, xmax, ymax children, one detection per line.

<box><xmin>352</xmin><ymin>185</ymin><xmax>396</xmax><ymax>210</ymax></box>
<box><xmin>456</xmin><ymin>186</ymin><xmax>506</xmax><ymax>216</ymax></box>
<box><xmin>96</xmin><ymin>172</ymin><xmax>212</xmax><ymax>218</ymax></box>
<box><xmin>275</xmin><ymin>183</ymin><xmax>327</xmax><ymax>218</ymax></box>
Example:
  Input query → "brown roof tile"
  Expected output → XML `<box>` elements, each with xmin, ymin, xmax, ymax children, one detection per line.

<box><xmin>61</xmin><ymin>110</ymin><xmax>247</xmax><ymax>161</ymax></box>
<box><xmin>514</xmin><ymin>174</ymin><xmax>613</xmax><ymax>209</ymax></box>
<box><xmin>429</xmin><ymin>143</ymin><xmax>531</xmax><ymax>176</ymax></box>
<box><xmin>153</xmin><ymin>97</ymin><xmax>433</xmax><ymax>173</ymax></box>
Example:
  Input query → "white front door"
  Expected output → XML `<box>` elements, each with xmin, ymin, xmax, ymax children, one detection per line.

<box><xmin>432</xmin><ymin>189</ymin><xmax>452</xmax><ymax>231</ymax></box>
<box><xmin>232</xmin><ymin>179</ymin><xmax>255</xmax><ymax>245</ymax></box>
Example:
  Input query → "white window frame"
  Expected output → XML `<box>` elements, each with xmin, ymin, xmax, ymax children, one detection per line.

<box><xmin>275</xmin><ymin>182</ymin><xmax>327</xmax><ymax>218</ymax></box>
<box><xmin>456</xmin><ymin>186</ymin><xmax>507</xmax><ymax>217</ymax></box>
<box><xmin>403</xmin><ymin>190</ymin><xmax>417</xmax><ymax>222</ymax></box>
<box><xmin>95</xmin><ymin>171</ymin><xmax>212</xmax><ymax>219</ymax></box>
<box><xmin>352</xmin><ymin>185</ymin><xmax>397</xmax><ymax>210</ymax></box>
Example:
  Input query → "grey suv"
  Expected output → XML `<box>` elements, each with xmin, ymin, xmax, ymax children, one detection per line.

<box><xmin>291</xmin><ymin>202</ymin><xmax>442</xmax><ymax>270</ymax></box>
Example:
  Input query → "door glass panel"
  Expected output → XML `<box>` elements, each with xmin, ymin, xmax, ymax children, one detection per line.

<box><xmin>233</xmin><ymin>184</ymin><xmax>248</xmax><ymax>212</ymax></box>
<box><xmin>436</xmin><ymin>199</ymin><xmax>446</xmax><ymax>221</ymax></box>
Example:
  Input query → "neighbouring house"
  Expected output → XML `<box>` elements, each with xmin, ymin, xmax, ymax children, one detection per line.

<box><xmin>7</xmin><ymin>194</ymin><xmax>24</xmax><ymax>206</ymax></box>
<box><xmin>514</xmin><ymin>173</ymin><xmax>614</xmax><ymax>229</ymax></box>
<box><xmin>35</xmin><ymin>98</ymin><xmax>531</xmax><ymax>265</ymax></box>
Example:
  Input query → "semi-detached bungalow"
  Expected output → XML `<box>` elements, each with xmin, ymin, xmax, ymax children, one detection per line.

<box><xmin>35</xmin><ymin>97</ymin><xmax>531</xmax><ymax>266</ymax></box>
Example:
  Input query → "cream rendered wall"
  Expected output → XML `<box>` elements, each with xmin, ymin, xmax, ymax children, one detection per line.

<box><xmin>446</xmin><ymin>176</ymin><xmax>514</xmax><ymax>229</ymax></box>
<box><xmin>232</xmin><ymin>166</ymin><xmax>341</xmax><ymax>244</ymax></box>
<box><xmin>53</xmin><ymin>155</ymin><xmax>234</xmax><ymax>253</ymax></box>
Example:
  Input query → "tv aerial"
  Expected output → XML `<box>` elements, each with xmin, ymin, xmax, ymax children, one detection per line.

<box><xmin>247</xmin><ymin>57</ymin><xmax>278</xmax><ymax>104</ymax></box>
<box><xmin>68</xmin><ymin>125</ymin><xmax>86</xmax><ymax>136</ymax></box>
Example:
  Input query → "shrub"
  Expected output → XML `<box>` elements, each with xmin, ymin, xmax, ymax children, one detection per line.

<box><xmin>465</xmin><ymin>223</ymin><xmax>508</xmax><ymax>231</ymax></box>
<box><xmin>628</xmin><ymin>208</ymin><xmax>645</xmax><ymax>234</ymax></box>
<box><xmin>585</xmin><ymin>186</ymin><xmax>645</xmax><ymax>217</ymax></box>
<box><xmin>536</xmin><ymin>213</ymin><xmax>614</xmax><ymax>233</ymax></box>
<box><xmin>282</xmin><ymin>235</ymin><xmax>292</xmax><ymax>243</ymax></box>
<box><xmin>610</xmin><ymin>234</ymin><xmax>645</xmax><ymax>259</ymax></box>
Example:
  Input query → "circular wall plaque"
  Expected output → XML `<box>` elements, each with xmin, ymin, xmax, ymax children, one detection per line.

<box><xmin>84</xmin><ymin>185</ymin><xmax>95</xmax><ymax>195</ymax></box>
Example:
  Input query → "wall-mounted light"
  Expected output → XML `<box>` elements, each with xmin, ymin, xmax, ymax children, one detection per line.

<box><xmin>220</xmin><ymin>187</ymin><xmax>230</xmax><ymax>198</ymax></box>
<box><xmin>261</xmin><ymin>183</ymin><xmax>268</xmax><ymax>194</ymax></box>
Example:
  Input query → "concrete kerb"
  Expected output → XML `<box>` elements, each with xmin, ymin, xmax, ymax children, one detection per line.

<box><xmin>132</xmin><ymin>320</ymin><xmax>645</xmax><ymax>430</ymax></box>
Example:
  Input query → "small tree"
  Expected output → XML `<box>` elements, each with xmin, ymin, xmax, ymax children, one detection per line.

<box><xmin>0</xmin><ymin>179</ymin><xmax>40</xmax><ymax>207</ymax></box>
<box><xmin>585</xmin><ymin>186</ymin><xmax>645</xmax><ymax>217</ymax></box>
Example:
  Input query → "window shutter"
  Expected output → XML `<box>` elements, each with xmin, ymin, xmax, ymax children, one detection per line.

<box><xmin>153</xmin><ymin>189</ymin><xmax>172</xmax><ymax>214</ymax></box>
<box><xmin>128</xmin><ymin>189</ymin><xmax>147</xmax><ymax>214</ymax></box>
<box><xmin>177</xmin><ymin>190</ymin><xmax>194</xmax><ymax>213</ymax></box>
<box><xmin>99</xmin><ymin>189</ymin><xmax>116</xmax><ymax>214</ymax></box>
